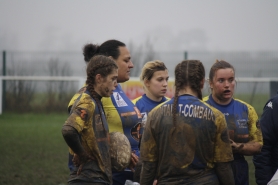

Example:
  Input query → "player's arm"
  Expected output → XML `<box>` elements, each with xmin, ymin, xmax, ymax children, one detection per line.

<box><xmin>62</xmin><ymin>98</ymin><xmax>95</xmax><ymax>173</ymax></box>
<box><xmin>140</xmin><ymin>110</ymin><xmax>158</xmax><ymax>185</ymax></box>
<box><xmin>62</xmin><ymin>123</ymin><xmax>94</xmax><ymax>175</ymax></box>
<box><xmin>215</xmin><ymin>162</ymin><xmax>235</xmax><ymax>185</ymax></box>
<box><xmin>213</xmin><ymin>109</ymin><xmax>234</xmax><ymax>185</ymax></box>
<box><xmin>230</xmin><ymin>105</ymin><xmax>262</xmax><ymax>155</ymax></box>
<box><xmin>62</xmin><ymin>125</ymin><xmax>85</xmax><ymax>156</ymax></box>
<box><xmin>140</xmin><ymin>161</ymin><xmax>157</xmax><ymax>185</ymax></box>
<box><xmin>230</xmin><ymin>140</ymin><xmax>262</xmax><ymax>155</ymax></box>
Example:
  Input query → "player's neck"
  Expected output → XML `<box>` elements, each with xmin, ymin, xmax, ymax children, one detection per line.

<box><xmin>145</xmin><ymin>91</ymin><xmax>163</xmax><ymax>102</ymax></box>
<box><xmin>178</xmin><ymin>87</ymin><xmax>197</xmax><ymax>97</ymax></box>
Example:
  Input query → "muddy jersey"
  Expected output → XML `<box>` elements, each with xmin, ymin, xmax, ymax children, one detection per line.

<box><xmin>132</xmin><ymin>94</ymin><xmax>169</xmax><ymax>128</ymax></box>
<box><xmin>140</xmin><ymin>95</ymin><xmax>233</xmax><ymax>184</ymax></box>
<box><xmin>65</xmin><ymin>91</ymin><xmax>112</xmax><ymax>184</ymax></box>
<box><xmin>68</xmin><ymin>84</ymin><xmax>142</xmax><ymax>156</ymax></box>
<box><xmin>203</xmin><ymin>95</ymin><xmax>263</xmax><ymax>146</ymax></box>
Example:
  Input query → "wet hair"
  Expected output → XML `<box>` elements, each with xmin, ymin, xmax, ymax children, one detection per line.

<box><xmin>86</xmin><ymin>55</ymin><xmax>118</xmax><ymax>95</ymax></box>
<box><xmin>140</xmin><ymin>60</ymin><xmax>167</xmax><ymax>87</ymax></box>
<box><xmin>83</xmin><ymin>40</ymin><xmax>126</xmax><ymax>63</ymax></box>
<box><xmin>172</xmin><ymin>60</ymin><xmax>205</xmax><ymax>127</ymax></box>
<box><xmin>209</xmin><ymin>60</ymin><xmax>235</xmax><ymax>83</ymax></box>
<box><xmin>86</xmin><ymin>55</ymin><xmax>118</xmax><ymax>123</ymax></box>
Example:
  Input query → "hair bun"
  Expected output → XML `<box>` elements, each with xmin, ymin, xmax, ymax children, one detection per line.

<box><xmin>83</xmin><ymin>43</ymin><xmax>99</xmax><ymax>62</ymax></box>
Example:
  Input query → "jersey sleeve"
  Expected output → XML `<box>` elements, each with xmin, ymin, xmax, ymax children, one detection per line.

<box><xmin>211</xmin><ymin>107</ymin><xmax>234</xmax><ymax>162</ymax></box>
<box><xmin>65</xmin><ymin>93</ymin><xmax>95</xmax><ymax>133</ymax></box>
<box><xmin>247</xmin><ymin>104</ymin><xmax>263</xmax><ymax>145</ymax></box>
<box><xmin>67</xmin><ymin>86</ymin><xmax>87</xmax><ymax>113</ymax></box>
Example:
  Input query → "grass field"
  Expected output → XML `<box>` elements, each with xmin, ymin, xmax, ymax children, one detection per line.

<box><xmin>0</xmin><ymin>113</ymin><xmax>69</xmax><ymax>185</ymax></box>
<box><xmin>0</xmin><ymin>112</ymin><xmax>259</xmax><ymax>185</ymax></box>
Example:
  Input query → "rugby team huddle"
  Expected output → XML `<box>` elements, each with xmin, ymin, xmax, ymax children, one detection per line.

<box><xmin>62</xmin><ymin>39</ymin><xmax>277</xmax><ymax>185</ymax></box>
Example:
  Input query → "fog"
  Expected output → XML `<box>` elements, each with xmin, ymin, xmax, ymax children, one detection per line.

<box><xmin>1</xmin><ymin>0</ymin><xmax>278</xmax><ymax>52</ymax></box>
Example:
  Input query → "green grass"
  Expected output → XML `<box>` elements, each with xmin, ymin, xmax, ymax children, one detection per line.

<box><xmin>0</xmin><ymin>112</ymin><xmax>258</xmax><ymax>185</ymax></box>
<box><xmin>0</xmin><ymin>113</ymin><xmax>69</xmax><ymax>185</ymax></box>
<box><xmin>246</xmin><ymin>156</ymin><xmax>256</xmax><ymax>185</ymax></box>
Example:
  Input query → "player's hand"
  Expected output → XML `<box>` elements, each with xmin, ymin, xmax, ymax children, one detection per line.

<box><xmin>153</xmin><ymin>180</ymin><xmax>158</xmax><ymax>185</ymax></box>
<box><xmin>128</xmin><ymin>151</ymin><xmax>139</xmax><ymax>172</ymax></box>
<box><xmin>230</xmin><ymin>139</ymin><xmax>244</xmax><ymax>153</ymax></box>
<box><xmin>72</xmin><ymin>152</ymin><xmax>95</xmax><ymax>175</ymax></box>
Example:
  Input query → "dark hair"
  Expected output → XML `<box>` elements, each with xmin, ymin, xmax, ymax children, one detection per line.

<box><xmin>172</xmin><ymin>60</ymin><xmax>205</xmax><ymax>127</ymax></box>
<box><xmin>83</xmin><ymin>40</ymin><xmax>126</xmax><ymax>63</ymax></box>
<box><xmin>86</xmin><ymin>55</ymin><xmax>118</xmax><ymax>124</ymax></box>
<box><xmin>209</xmin><ymin>60</ymin><xmax>235</xmax><ymax>83</ymax></box>
<box><xmin>86</xmin><ymin>55</ymin><xmax>118</xmax><ymax>93</ymax></box>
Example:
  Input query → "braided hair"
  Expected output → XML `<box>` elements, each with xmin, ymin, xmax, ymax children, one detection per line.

<box><xmin>83</xmin><ymin>40</ymin><xmax>126</xmax><ymax>63</ymax></box>
<box><xmin>172</xmin><ymin>60</ymin><xmax>205</xmax><ymax>127</ymax></box>
<box><xmin>86</xmin><ymin>55</ymin><xmax>118</xmax><ymax>125</ymax></box>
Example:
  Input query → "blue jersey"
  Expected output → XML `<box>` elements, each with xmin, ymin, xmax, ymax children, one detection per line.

<box><xmin>140</xmin><ymin>95</ymin><xmax>233</xmax><ymax>184</ymax></box>
<box><xmin>132</xmin><ymin>94</ymin><xmax>168</xmax><ymax>128</ymax></box>
<box><xmin>204</xmin><ymin>95</ymin><xmax>262</xmax><ymax>145</ymax></box>
<box><xmin>204</xmin><ymin>94</ymin><xmax>262</xmax><ymax>185</ymax></box>
<box><xmin>101</xmin><ymin>84</ymin><xmax>142</xmax><ymax>156</ymax></box>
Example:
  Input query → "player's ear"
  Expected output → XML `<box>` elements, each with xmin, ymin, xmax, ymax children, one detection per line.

<box><xmin>209</xmin><ymin>80</ymin><xmax>213</xmax><ymax>89</ymax></box>
<box><xmin>95</xmin><ymin>74</ymin><xmax>102</xmax><ymax>83</ymax></box>
<box><xmin>144</xmin><ymin>79</ymin><xmax>150</xmax><ymax>87</ymax></box>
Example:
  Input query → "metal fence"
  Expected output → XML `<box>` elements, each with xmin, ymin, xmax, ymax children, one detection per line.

<box><xmin>1</xmin><ymin>50</ymin><xmax>278</xmax><ymax>114</ymax></box>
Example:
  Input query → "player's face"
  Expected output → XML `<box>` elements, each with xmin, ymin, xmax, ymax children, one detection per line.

<box><xmin>210</xmin><ymin>68</ymin><xmax>235</xmax><ymax>104</ymax></box>
<box><xmin>145</xmin><ymin>70</ymin><xmax>169</xmax><ymax>101</ymax></box>
<box><xmin>99</xmin><ymin>69</ymin><xmax>118</xmax><ymax>97</ymax></box>
<box><xmin>115</xmin><ymin>46</ymin><xmax>133</xmax><ymax>83</ymax></box>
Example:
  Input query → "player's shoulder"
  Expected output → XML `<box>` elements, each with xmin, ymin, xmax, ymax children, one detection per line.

<box><xmin>132</xmin><ymin>95</ymin><xmax>143</xmax><ymax>105</ymax></box>
<box><xmin>68</xmin><ymin>86</ymin><xmax>88</xmax><ymax>113</ymax></box>
<box><xmin>234</xmin><ymin>98</ymin><xmax>256</xmax><ymax>112</ymax></box>
<box><xmin>202</xmin><ymin>101</ymin><xmax>224</xmax><ymax>118</ymax></box>
<box><xmin>202</xmin><ymin>95</ymin><xmax>209</xmax><ymax>101</ymax></box>
<box><xmin>101</xmin><ymin>96</ymin><xmax>113</xmax><ymax>105</ymax></box>
<box><xmin>76</xmin><ymin>93</ymin><xmax>95</xmax><ymax>105</ymax></box>
<box><xmin>266</xmin><ymin>94</ymin><xmax>278</xmax><ymax>109</ymax></box>
<box><xmin>165</xmin><ymin>96</ymin><xmax>171</xmax><ymax>100</ymax></box>
<box><xmin>151</xmin><ymin>99</ymin><xmax>171</xmax><ymax>112</ymax></box>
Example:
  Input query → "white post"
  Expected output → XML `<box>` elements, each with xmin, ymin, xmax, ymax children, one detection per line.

<box><xmin>0</xmin><ymin>78</ymin><xmax>2</xmax><ymax>115</ymax></box>
<box><xmin>78</xmin><ymin>77</ymin><xmax>85</xmax><ymax>89</ymax></box>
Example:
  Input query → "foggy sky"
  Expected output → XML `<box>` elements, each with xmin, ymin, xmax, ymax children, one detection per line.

<box><xmin>1</xmin><ymin>0</ymin><xmax>278</xmax><ymax>52</ymax></box>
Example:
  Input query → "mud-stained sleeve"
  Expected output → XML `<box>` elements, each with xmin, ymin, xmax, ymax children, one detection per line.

<box><xmin>68</xmin><ymin>93</ymin><xmax>81</xmax><ymax>112</ymax></box>
<box><xmin>67</xmin><ymin>86</ymin><xmax>87</xmax><ymax>113</ymax></box>
<box><xmin>247</xmin><ymin>104</ymin><xmax>263</xmax><ymax>145</ymax></box>
<box><xmin>140</xmin><ymin>109</ymin><xmax>158</xmax><ymax>162</ymax></box>
<box><xmin>64</xmin><ymin>94</ymin><xmax>95</xmax><ymax>133</ymax></box>
<box><xmin>213</xmin><ymin>108</ymin><xmax>234</xmax><ymax>162</ymax></box>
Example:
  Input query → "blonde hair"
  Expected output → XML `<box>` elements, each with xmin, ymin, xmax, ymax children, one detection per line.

<box><xmin>140</xmin><ymin>60</ymin><xmax>167</xmax><ymax>84</ymax></box>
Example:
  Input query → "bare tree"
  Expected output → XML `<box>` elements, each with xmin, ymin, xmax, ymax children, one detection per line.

<box><xmin>143</xmin><ymin>38</ymin><xmax>158</xmax><ymax>65</ymax></box>
<box><xmin>45</xmin><ymin>58</ymin><xmax>74</xmax><ymax>112</ymax></box>
<box><xmin>5</xmin><ymin>56</ymin><xmax>36</xmax><ymax>112</ymax></box>
<box><xmin>129</xmin><ymin>41</ymin><xmax>142</xmax><ymax>77</ymax></box>
<box><xmin>129</xmin><ymin>38</ymin><xmax>159</xmax><ymax>77</ymax></box>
